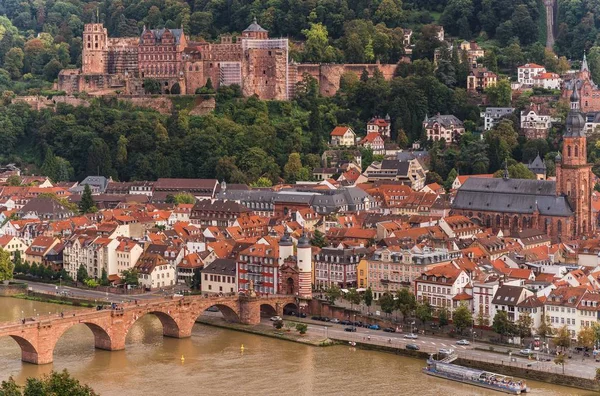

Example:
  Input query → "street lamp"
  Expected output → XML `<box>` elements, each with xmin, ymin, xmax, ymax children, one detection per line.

<box><xmin>325</xmin><ymin>326</ymin><xmax>328</xmax><ymax>340</ymax></box>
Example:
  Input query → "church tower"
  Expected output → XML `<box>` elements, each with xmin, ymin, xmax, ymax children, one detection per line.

<box><xmin>296</xmin><ymin>232</ymin><xmax>313</xmax><ymax>299</ymax></box>
<box><xmin>82</xmin><ymin>23</ymin><xmax>108</xmax><ymax>74</ymax></box>
<box><xmin>556</xmin><ymin>85</ymin><xmax>594</xmax><ymax>236</ymax></box>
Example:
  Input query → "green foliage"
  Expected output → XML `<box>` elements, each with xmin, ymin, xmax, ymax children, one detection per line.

<box><xmin>395</xmin><ymin>288</ymin><xmax>416</xmax><ymax>320</ymax></box>
<box><xmin>438</xmin><ymin>307</ymin><xmax>449</xmax><ymax>328</ymax></box>
<box><xmin>325</xmin><ymin>285</ymin><xmax>341</xmax><ymax>305</ymax></box>
<box><xmin>416</xmin><ymin>302</ymin><xmax>433</xmax><ymax>327</ymax></box>
<box><xmin>84</xmin><ymin>278</ymin><xmax>99</xmax><ymax>288</ymax></box>
<box><xmin>173</xmin><ymin>193</ymin><xmax>195</xmax><ymax>204</ymax></box>
<box><xmin>452</xmin><ymin>304</ymin><xmax>472</xmax><ymax>334</ymax></box>
<box><xmin>78</xmin><ymin>184</ymin><xmax>97</xmax><ymax>214</ymax></box>
<box><xmin>0</xmin><ymin>248</ymin><xmax>15</xmax><ymax>282</ymax></box>
<box><xmin>295</xmin><ymin>322</ymin><xmax>308</xmax><ymax>334</ymax></box>
<box><xmin>492</xmin><ymin>310</ymin><xmax>514</xmax><ymax>340</ymax></box>
<box><xmin>364</xmin><ymin>287</ymin><xmax>373</xmax><ymax>310</ymax></box>
<box><xmin>379</xmin><ymin>292</ymin><xmax>395</xmax><ymax>316</ymax></box>
<box><xmin>121</xmin><ymin>269</ymin><xmax>139</xmax><ymax>286</ymax></box>
<box><xmin>143</xmin><ymin>79</ymin><xmax>161</xmax><ymax>95</ymax></box>
<box><xmin>485</xmin><ymin>80</ymin><xmax>512</xmax><ymax>107</ymax></box>
<box><xmin>310</xmin><ymin>230</ymin><xmax>327</xmax><ymax>248</ymax></box>
<box><xmin>0</xmin><ymin>370</ymin><xmax>97</xmax><ymax>396</ymax></box>
<box><xmin>346</xmin><ymin>287</ymin><xmax>362</xmax><ymax>308</ymax></box>
<box><xmin>100</xmin><ymin>268</ymin><xmax>109</xmax><ymax>286</ymax></box>
<box><xmin>554</xmin><ymin>325</ymin><xmax>572</xmax><ymax>351</ymax></box>
<box><xmin>76</xmin><ymin>264</ymin><xmax>88</xmax><ymax>283</ymax></box>
<box><xmin>249</xmin><ymin>177</ymin><xmax>273</xmax><ymax>188</ymax></box>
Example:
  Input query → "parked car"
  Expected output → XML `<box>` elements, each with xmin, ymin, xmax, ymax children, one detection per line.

<box><xmin>340</xmin><ymin>320</ymin><xmax>351</xmax><ymax>325</ymax></box>
<box><xmin>383</xmin><ymin>327</ymin><xmax>396</xmax><ymax>333</ymax></box>
<box><xmin>439</xmin><ymin>348</ymin><xmax>454</xmax><ymax>355</ymax></box>
<box><xmin>311</xmin><ymin>316</ymin><xmax>322</xmax><ymax>321</ymax></box>
<box><xmin>369</xmin><ymin>324</ymin><xmax>381</xmax><ymax>330</ymax></box>
<box><xmin>406</xmin><ymin>344</ymin><xmax>420</xmax><ymax>351</ymax></box>
<box><xmin>344</xmin><ymin>327</ymin><xmax>357</xmax><ymax>332</ymax></box>
<box><xmin>403</xmin><ymin>333</ymin><xmax>418</xmax><ymax>339</ymax></box>
<box><xmin>321</xmin><ymin>316</ymin><xmax>330</xmax><ymax>322</ymax></box>
<box><xmin>519</xmin><ymin>348</ymin><xmax>533</xmax><ymax>355</ymax></box>
<box><xmin>330</xmin><ymin>318</ymin><xmax>340</xmax><ymax>324</ymax></box>
<box><xmin>456</xmin><ymin>339</ymin><xmax>470</xmax><ymax>346</ymax></box>
<box><xmin>206</xmin><ymin>306</ymin><xmax>219</xmax><ymax>312</ymax></box>
<box><xmin>270</xmin><ymin>316</ymin><xmax>283</xmax><ymax>322</ymax></box>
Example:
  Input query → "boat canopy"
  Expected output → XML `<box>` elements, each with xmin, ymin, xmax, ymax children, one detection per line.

<box><xmin>435</xmin><ymin>362</ymin><xmax>486</xmax><ymax>380</ymax></box>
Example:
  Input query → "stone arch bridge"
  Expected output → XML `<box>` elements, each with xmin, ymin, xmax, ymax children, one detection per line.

<box><xmin>0</xmin><ymin>295</ymin><xmax>297</xmax><ymax>365</ymax></box>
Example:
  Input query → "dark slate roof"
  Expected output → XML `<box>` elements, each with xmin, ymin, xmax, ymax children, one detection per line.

<box><xmin>201</xmin><ymin>258</ymin><xmax>237</xmax><ymax>275</ymax></box>
<box><xmin>244</xmin><ymin>18</ymin><xmax>267</xmax><ymax>33</ymax></box>
<box><xmin>527</xmin><ymin>154</ymin><xmax>546</xmax><ymax>171</ymax></box>
<box><xmin>141</xmin><ymin>28</ymin><xmax>184</xmax><ymax>44</ymax></box>
<box><xmin>423</xmin><ymin>114</ymin><xmax>463</xmax><ymax>129</ymax></box>
<box><xmin>19</xmin><ymin>197</ymin><xmax>74</xmax><ymax>217</ymax></box>
<box><xmin>452</xmin><ymin>177</ymin><xmax>573</xmax><ymax>217</ymax></box>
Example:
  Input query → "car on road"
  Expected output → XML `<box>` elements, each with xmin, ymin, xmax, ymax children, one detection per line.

<box><xmin>311</xmin><ymin>316</ymin><xmax>321</xmax><ymax>321</ymax></box>
<box><xmin>406</xmin><ymin>344</ymin><xmax>420</xmax><ymax>351</ymax></box>
<box><xmin>368</xmin><ymin>324</ymin><xmax>381</xmax><ymax>330</ymax></box>
<box><xmin>321</xmin><ymin>316</ymin><xmax>330</xmax><ymax>322</ymax></box>
<box><xmin>330</xmin><ymin>318</ymin><xmax>340</xmax><ymax>324</ymax></box>
<box><xmin>439</xmin><ymin>348</ymin><xmax>455</xmax><ymax>356</ymax></box>
<box><xmin>344</xmin><ymin>327</ymin><xmax>357</xmax><ymax>332</ymax></box>
<box><xmin>340</xmin><ymin>320</ymin><xmax>351</xmax><ymax>325</ymax></box>
<box><xmin>270</xmin><ymin>316</ymin><xmax>283</xmax><ymax>322</ymax></box>
<box><xmin>403</xmin><ymin>333</ymin><xmax>418</xmax><ymax>339</ymax></box>
<box><xmin>456</xmin><ymin>339</ymin><xmax>470</xmax><ymax>345</ymax></box>
<box><xmin>206</xmin><ymin>306</ymin><xmax>219</xmax><ymax>312</ymax></box>
<box><xmin>519</xmin><ymin>348</ymin><xmax>533</xmax><ymax>355</ymax></box>
<box><xmin>383</xmin><ymin>327</ymin><xmax>396</xmax><ymax>333</ymax></box>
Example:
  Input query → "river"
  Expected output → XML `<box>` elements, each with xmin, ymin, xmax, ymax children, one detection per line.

<box><xmin>0</xmin><ymin>298</ymin><xmax>591</xmax><ymax>395</ymax></box>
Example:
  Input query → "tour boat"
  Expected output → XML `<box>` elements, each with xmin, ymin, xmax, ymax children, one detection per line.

<box><xmin>423</xmin><ymin>355</ymin><xmax>529</xmax><ymax>395</ymax></box>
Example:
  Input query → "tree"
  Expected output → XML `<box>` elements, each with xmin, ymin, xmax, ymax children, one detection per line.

<box><xmin>516</xmin><ymin>312</ymin><xmax>533</xmax><ymax>339</ymax></box>
<box><xmin>416</xmin><ymin>302</ymin><xmax>433</xmax><ymax>329</ymax></box>
<box><xmin>191</xmin><ymin>268</ymin><xmax>201</xmax><ymax>290</ymax></box>
<box><xmin>3</xmin><ymin>47</ymin><xmax>23</xmax><ymax>79</ymax></box>
<box><xmin>325</xmin><ymin>285</ymin><xmax>341</xmax><ymax>305</ymax></box>
<box><xmin>452</xmin><ymin>304</ymin><xmax>472</xmax><ymax>334</ymax></box>
<box><xmin>438</xmin><ymin>307</ymin><xmax>449</xmax><ymax>329</ymax></box>
<box><xmin>0</xmin><ymin>248</ymin><xmax>14</xmax><ymax>282</ymax></box>
<box><xmin>554</xmin><ymin>325</ymin><xmax>572</xmax><ymax>351</ymax></box>
<box><xmin>537</xmin><ymin>315</ymin><xmax>553</xmax><ymax>341</ymax></box>
<box><xmin>76</xmin><ymin>264</ymin><xmax>88</xmax><ymax>283</ymax></box>
<box><xmin>0</xmin><ymin>370</ymin><xmax>98</xmax><ymax>395</ymax></box>
<box><xmin>100</xmin><ymin>268</ymin><xmax>109</xmax><ymax>286</ymax></box>
<box><xmin>310</xmin><ymin>230</ymin><xmax>327</xmax><ymax>248</ymax></box>
<box><xmin>346</xmin><ymin>288</ymin><xmax>362</xmax><ymax>312</ymax></box>
<box><xmin>121</xmin><ymin>269</ymin><xmax>139</xmax><ymax>287</ymax></box>
<box><xmin>494</xmin><ymin>163</ymin><xmax>536</xmax><ymax>179</ymax></box>
<box><xmin>143</xmin><ymin>78</ymin><xmax>161</xmax><ymax>94</ymax></box>
<box><xmin>6</xmin><ymin>175</ymin><xmax>21</xmax><ymax>186</ymax></box>
<box><xmin>283</xmin><ymin>152</ymin><xmax>303</xmax><ymax>183</ymax></box>
<box><xmin>249</xmin><ymin>177</ymin><xmax>272</xmax><ymax>188</ymax></box>
<box><xmin>396</xmin><ymin>288</ymin><xmax>416</xmax><ymax>322</ymax></box>
<box><xmin>578</xmin><ymin>326</ymin><xmax>595</xmax><ymax>349</ymax></box>
<box><xmin>485</xmin><ymin>79</ymin><xmax>512</xmax><ymax>107</ymax></box>
<box><xmin>554</xmin><ymin>353</ymin><xmax>566</xmax><ymax>374</ymax></box>
<box><xmin>78</xmin><ymin>184</ymin><xmax>97</xmax><ymax>214</ymax></box>
<box><xmin>492</xmin><ymin>311</ymin><xmax>512</xmax><ymax>342</ymax></box>
<box><xmin>173</xmin><ymin>193</ymin><xmax>195</xmax><ymax>204</ymax></box>
<box><xmin>43</xmin><ymin>59</ymin><xmax>62</xmax><ymax>81</ymax></box>
<box><xmin>364</xmin><ymin>287</ymin><xmax>373</xmax><ymax>314</ymax></box>
<box><xmin>301</xmin><ymin>23</ymin><xmax>337</xmax><ymax>63</ymax></box>
<box><xmin>379</xmin><ymin>292</ymin><xmax>395</xmax><ymax>317</ymax></box>
<box><xmin>444</xmin><ymin>168</ymin><xmax>458</xmax><ymax>191</ymax></box>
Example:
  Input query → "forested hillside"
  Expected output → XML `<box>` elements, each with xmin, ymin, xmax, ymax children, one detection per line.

<box><xmin>0</xmin><ymin>0</ymin><xmax>599</xmax><ymax>185</ymax></box>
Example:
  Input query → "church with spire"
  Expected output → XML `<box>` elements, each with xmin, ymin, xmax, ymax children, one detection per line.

<box><xmin>563</xmin><ymin>52</ymin><xmax>600</xmax><ymax>113</ymax></box>
<box><xmin>451</xmin><ymin>87</ymin><xmax>595</xmax><ymax>241</ymax></box>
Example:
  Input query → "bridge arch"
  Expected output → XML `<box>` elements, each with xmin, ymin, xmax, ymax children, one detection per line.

<box><xmin>53</xmin><ymin>321</ymin><xmax>115</xmax><ymax>354</ymax></box>
<box><xmin>283</xmin><ymin>302</ymin><xmax>299</xmax><ymax>316</ymax></box>
<box><xmin>259</xmin><ymin>303</ymin><xmax>278</xmax><ymax>318</ymax></box>
<box><xmin>201</xmin><ymin>304</ymin><xmax>241</xmax><ymax>323</ymax></box>
<box><xmin>126</xmin><ymin>309</ymin><xmax>185</xmax><ymax>339</ymax></box>
<box><xmin>8</xmin><ymin>334</ymin><xmax>40</xmax><ymax>364</ymax></box>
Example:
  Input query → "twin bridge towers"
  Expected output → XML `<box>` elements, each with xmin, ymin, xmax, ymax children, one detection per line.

<box><xmin>0</xmin><ymin>295</ymin><xmax>297</xmax><ymax>364</ymax></box>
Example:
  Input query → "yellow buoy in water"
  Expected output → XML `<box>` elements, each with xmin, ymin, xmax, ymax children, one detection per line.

<box><xmin>240</xmin><ymin>344</ymin><xmax>245</xmax><ymax>352</ymax></box>
<box><xmin>181</xmin><ymin>355</ymin><xmax>185</xmax><ymax>363</ymax></box>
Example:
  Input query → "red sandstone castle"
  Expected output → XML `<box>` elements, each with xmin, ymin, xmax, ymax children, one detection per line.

<box><xmin>58</xmin><ymin>19</ymin><xmax>398</xmax><ymax>99</ymax></box>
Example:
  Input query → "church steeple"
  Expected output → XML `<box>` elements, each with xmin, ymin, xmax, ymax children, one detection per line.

<box><xmin>581</xmin><ymin>51</ymin><xmax>589</xmax><ymax>73</ymax></box>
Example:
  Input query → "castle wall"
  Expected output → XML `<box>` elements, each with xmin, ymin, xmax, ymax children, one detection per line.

<box><xmin>296</xmin><ymin>63</ymin><xmax>397</xmax><ymax>97</ymax></box>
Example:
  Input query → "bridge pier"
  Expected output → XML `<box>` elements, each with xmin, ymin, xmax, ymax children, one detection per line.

<box><xmin>239</xmin><ymin>299</ymin><xmax>261</xmax><ymax>325</ymax></box>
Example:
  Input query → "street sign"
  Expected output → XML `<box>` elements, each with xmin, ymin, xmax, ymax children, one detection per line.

<box><xmin>375</xmin><ymin>310</ymin><xmax>380</xmax><ymax>316</ymax></box>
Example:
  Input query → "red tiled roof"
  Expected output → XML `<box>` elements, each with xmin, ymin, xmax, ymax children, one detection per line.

<box><xmin>330</xmin><ymin>126</ymin><xmax>353</xmax><ymax>136</ymax></box>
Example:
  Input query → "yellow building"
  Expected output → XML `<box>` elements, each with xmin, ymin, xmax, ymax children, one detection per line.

<box><xmin>357</xmin><ymin>258</ymin><xmax>369</xmax><ymax>289</ymax></box>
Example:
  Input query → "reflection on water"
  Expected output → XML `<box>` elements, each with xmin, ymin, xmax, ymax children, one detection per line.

<box><xmin>0</xmin><ymin>298</ymin><xmax>592</xmax><ymax>396</ymax></box>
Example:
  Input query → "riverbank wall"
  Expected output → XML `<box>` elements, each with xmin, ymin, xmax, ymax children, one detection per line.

<box><xmin>0</xmin><ymin>283</ymin><xmax>27</xmax><ymax>296</ymax></box>
<box><xmin>11</xmin><ymin>292</ymin><xmax>97</xmax><ymax>308</ymax></box>
<box><xmin>346</xmin><ymin>341</ymin><xmax>600</xmax><ymax>392</ymax></box>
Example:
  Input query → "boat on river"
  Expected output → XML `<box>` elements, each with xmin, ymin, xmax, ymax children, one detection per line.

<box><xmin>423</xmin><ymin>355</ymin><xmax>529</xmax><ymax>395</ymax></box>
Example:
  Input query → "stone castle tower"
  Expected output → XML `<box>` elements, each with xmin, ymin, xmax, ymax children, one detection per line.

<box><xmin>556</xmin><ymin>86</ymin><xmax>595</xmax><ymax>236</ymax></box>
<box><xmin>82</xmin><ymin>23</ymin><xmax>108</xmax><ymax>74</ymax></box>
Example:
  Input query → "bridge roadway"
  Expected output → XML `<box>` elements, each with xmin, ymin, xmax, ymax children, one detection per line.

<box><xmin>0</xmin><ymin>294</ymin><xmax>296</xmax><ymax>365</ymax></box>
